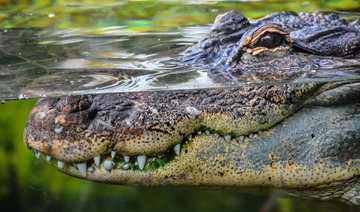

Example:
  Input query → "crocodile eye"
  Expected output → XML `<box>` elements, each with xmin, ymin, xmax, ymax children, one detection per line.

<box><xmin>257</xmin><ymin>32</ymin><xmax>283</xmax><ymax>48</ymax></box>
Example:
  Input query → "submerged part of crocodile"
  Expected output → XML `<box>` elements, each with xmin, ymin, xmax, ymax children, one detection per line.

<box><xmin>24</xmin><ymin>11</ymin><xmax>360</xmax><ymax>205</ymax></box>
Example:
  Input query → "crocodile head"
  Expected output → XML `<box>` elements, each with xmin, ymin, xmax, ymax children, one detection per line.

<box><xmin>24</xmin><ymin>11</ymin><xmax>360</xmax><ymax>205</ymax></box>
<box><xmin>182</xmin><ymin>11</ymin><xmax>360</xmax><ymax>82</ymax></box>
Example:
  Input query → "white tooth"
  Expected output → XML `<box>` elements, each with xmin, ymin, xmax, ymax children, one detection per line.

<box><xmin>214</xmin><ymin>133</ymin><xmax>219</xmax><ymax>138</ymax></box>
<box><xmin>134</xmin><ymin>161</ymin><xmax>138</xmax><ymax>166</ymax></box>
<box><xmin>173</xmin><ymin>144</ymin><xmax>181</xmax><ymax>155</ymax></box>
<box><xmin>239</xmin><ymin>136</ymin><xmax>245</xmax><ymax>142</ymax></box>
<box><xmin>249</xmin><ymin>133</ymin><xmax>254</xmax><ymax>139</ymax></box>
<box><xmin>55</xmin><ymin>126</ymin><xmax>63</xmax><ymax>133</ymax></box>
<box><xmin>122</xmin><ymin>163</ymin><xmax>130</xmax><ymax>170</ymax></box>
<box><xmin>137</xmin><ymin>155</ymin><xmax>146</xmax><ymax>170</ymax></box>
<box><xmin>76</xmin><ymin>163</ymin><xmax>87</xmax><ymax>177</ymax></box>
<box><xmin>205</xmin><ymin>131</ymin><xmax>210</xmax><ymax>135</ymax></box>
<box><xmin>94</xmin><ymin>156</ymin><xmax>100</xmax><ymax>167</ymax></box>
<box><xmin>188</xmin><ymin>135</ymin><xmax>192</xmax><ymax>141</ymax></box>
<box><xmin>111</xmin><ymin>151</ymin><xmax>116</xmax><ymax>158</ymax></box>
<box><xmin>88</xmin><ymin>167</ymin><xmax>95</xmax><ymax>173</ymax></box>
<box><xmin>224</xmin><ymin>135</ymin><xmax>232</xmax><ymax>142</ymax></box>
<box><xmin>34</xmin><ymin>151</ymin><xmax>41</xmax><ymax>159</ymax></box>
<box><xmin>197</xmin><ymin>131</ymin><xmax>202</xmax><ymax>135</ymax></box>
<box><xmin>46</xmin><ymin>155</ymin><xmax>51</xmax><ymax>162</ymax></box>
<box><xmin>103</xmin><ymin>160</ymin><xmax>113</xmax><ymax>171</ymax></box>
<box><xmin>124</xmin><ymin>155</ymin><xmax>130</xmax><ymax>163</ymax></box>
<box><xmin>57</xmin><ymin>161</ymin><xmax>64</xmax><ymax>169</ymax></box>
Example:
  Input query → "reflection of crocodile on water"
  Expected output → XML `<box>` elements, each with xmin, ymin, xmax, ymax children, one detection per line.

<box><xmin>24</xmin><ymin>11</ymin><xmax>360</xmax><ymax>205</ymax></box>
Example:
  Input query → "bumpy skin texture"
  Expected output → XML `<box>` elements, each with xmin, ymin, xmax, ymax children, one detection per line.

<box><xmin>24</xmin><ymin>11</ymin><xmax>360</xmax><ymax>205</ymax></box>
<box><xmin>182</xmin><ymin>11</ymin><xmax>360</xmax><ymax>82</ymax></box>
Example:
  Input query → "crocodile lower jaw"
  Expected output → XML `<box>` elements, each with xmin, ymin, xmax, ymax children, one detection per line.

<box><xmin>30</xmin><ymin>129</ymin><xmax>266</xmax><ymax>179</ymax></box>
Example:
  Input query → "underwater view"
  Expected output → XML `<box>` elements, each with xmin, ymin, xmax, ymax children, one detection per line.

<box><xmin>1</xmin><ymin>0</ymin><xmax>360</xmax><ymax>211</ymax></box>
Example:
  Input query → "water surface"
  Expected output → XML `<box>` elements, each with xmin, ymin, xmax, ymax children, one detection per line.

<box><xmin>0</xmin><ymin>0</ymin><xmax>360</xmax><ymax>101</ymax></box>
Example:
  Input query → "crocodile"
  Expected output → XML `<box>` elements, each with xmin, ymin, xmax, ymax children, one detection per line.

<box><xmin>24</xmin><ymin>11</ymin><xmax>360</xmax><ymax>205</ymax></box>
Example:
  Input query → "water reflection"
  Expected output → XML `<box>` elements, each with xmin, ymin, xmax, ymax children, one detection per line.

<box><xmin>0</xmin><ymin>27</ymin><xmax>209</xmax><ymax>100</ymax></box>
<box><xmin>1</xmin><ymin>22</ymin><xmax>360</xmax><ymax>101</ymax></box>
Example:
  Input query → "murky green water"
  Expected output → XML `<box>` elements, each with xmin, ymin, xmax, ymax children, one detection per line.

<box><xmin>1</xmin><ymin>0</ymin><xmax>360</xmax><ymax>211</ymax></box>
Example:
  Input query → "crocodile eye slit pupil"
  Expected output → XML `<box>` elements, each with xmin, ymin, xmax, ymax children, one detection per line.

<box><xmin>258</xmin><ymin>32</ymin><xmax>283</xmax><ymax>48</ymax></box>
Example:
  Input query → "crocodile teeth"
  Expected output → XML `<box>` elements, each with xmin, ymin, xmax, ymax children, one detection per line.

<box><xmin>54</xmin><ymin>126</ymin><xmax>63</xmax><ymax>133</ymax></box>
<box><xmin>122</xmin><ymin>163</ymin><xmax>130</xmax><ymax>170</ymax></box>
<box><xmin>224</xmin><ymin>135</ymin><xmax>232</xmax><ymax>142</ymax></box>
<box><xmin>188</xmin><ymin>134</ymin><xmax>192</xmax><ymax>141</ymax></box>
<box><xmin>57</xmin><ymin>161</ymin><xmax>64</xmax><ymax>169</ymax></box>
<box><xmin>173</xmin><ymin>144</ymin><xmax>181</xmax><ymax>155</ymax></box>
<box><xmin>36</xmin><ymin>128</ymin><xmax>257</xmax><ymax>173</ymax></box>
<box><xmin>88</xmin><ymin>166</ymin><xmax>95</xmax><ymax>173</ymax></box>
<box><xmin>34</xmin><ymin>151</ymin><xmax>41</xmax><ymax>159</ymax></box>
<box><xmin>103</xmin><ymin>160</ymin><xmax>113</xmax><ymax>171</ymax></box>
<box><xmin>76</xmin><ymin>163</ymin><xmax>87</xmax><ymax>177</ymax></box>
<box><xmin>94</xmin><ymin>156</ymin><xmax>100</xmax><ymax>167</ymax></box>
<box><xmin>111</xmin><ymin>151</ymin><xmax>116</xmax><ymax>158</ymax></box>
<box><xmin>137</xmin><ymin>155</ymin><xmax>146</xmax><ymax>170</ymax></box>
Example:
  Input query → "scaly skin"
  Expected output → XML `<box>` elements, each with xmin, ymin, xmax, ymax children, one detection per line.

<box><xmin>24</xmin><ymin>11</ymin><xmax>360</xmax><ymax>205</ymax></box>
